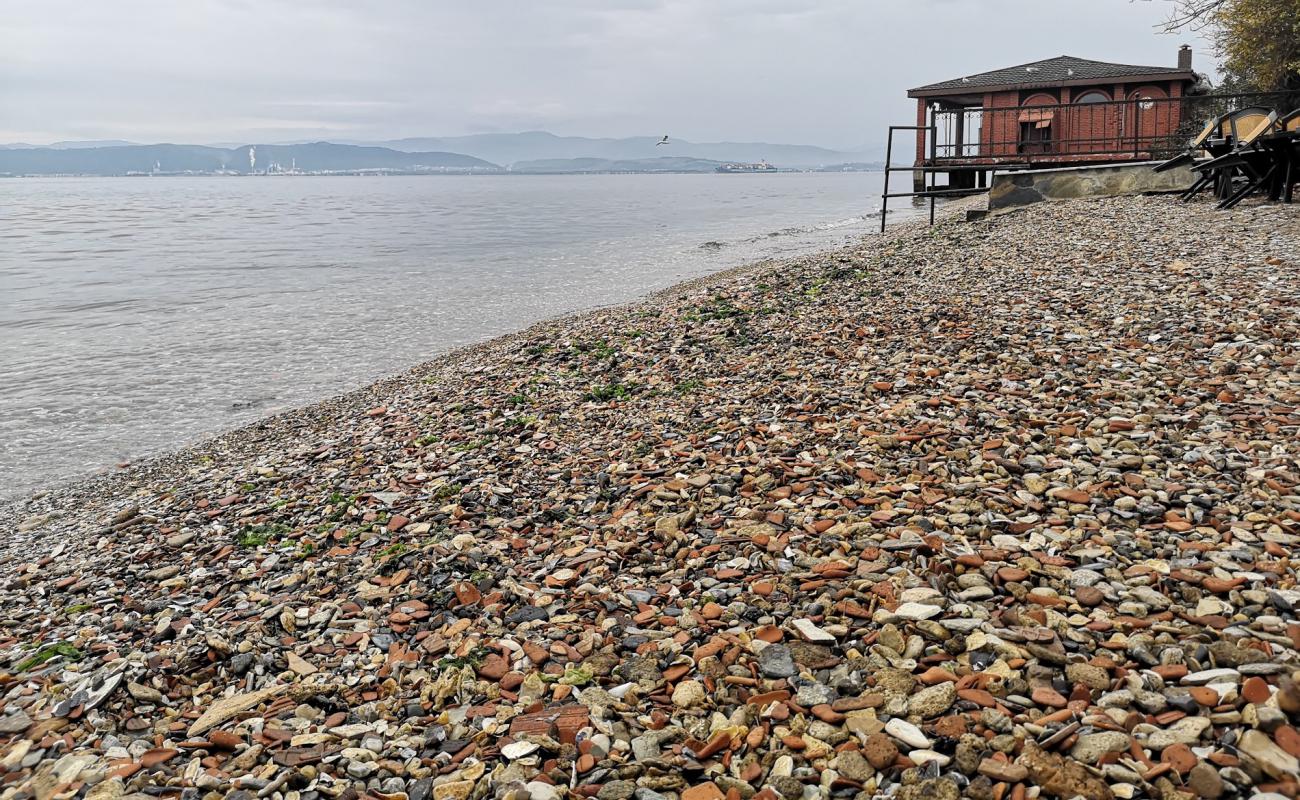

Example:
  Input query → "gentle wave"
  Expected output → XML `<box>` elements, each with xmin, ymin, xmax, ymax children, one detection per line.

<box><xmin>0</xmin><ymin>172</ymin><xmax>911</xmax><ymax>500</ymax></box>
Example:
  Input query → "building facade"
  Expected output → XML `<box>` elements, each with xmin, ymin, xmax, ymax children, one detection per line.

<box><xmin>906</xmin><ymin>49</ymin><xmax>1199</xmax><ymax>190</ymax></box>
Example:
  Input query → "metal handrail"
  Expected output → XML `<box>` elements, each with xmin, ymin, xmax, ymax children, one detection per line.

<box><xmin>925</xmin><ymin>91</ymin><xmax>1299</xmax><ymax>164</ymax></box>
<box><xmin>878</xmin><ymin>90</ymin><xmax>1299</xmax><ymax>231</ymax></box>
<box><xmin>880</xmin><ymin>123</ymin><xmax>938</xmax><ymax>233</ymax></box>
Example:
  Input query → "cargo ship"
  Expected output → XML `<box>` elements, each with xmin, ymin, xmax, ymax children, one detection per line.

<box><xmin>715</xmin><ymin>160</ymin><xmax>778</xmax><ymax>174</ymax></box>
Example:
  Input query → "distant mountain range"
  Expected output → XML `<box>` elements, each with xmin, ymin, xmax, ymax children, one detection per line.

<box><xmin>0</xmin><ymin>139</ymin><xmax>139</xmax><ymax>150</ymax></box>
<box><xmin>510</xmin><ymin>156</ymin><xmax>726</xmax><ymax>174</ymax></box>
<box><xmin>0</xmin><ymin>132</ymin><xmax>882</xmax><ymax>176</ymax></box>
<box><xmin>0</xmin><ymin>142</ymin><xmax>497</xmax><ymax>176</ymax></box>
<box><xmin>350</xmin><ymin>131</ymin><xmax>864</xmax><ymax>169</ymax></box>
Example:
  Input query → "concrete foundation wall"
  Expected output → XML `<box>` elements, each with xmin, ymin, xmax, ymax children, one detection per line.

<box><xmin>988</xmin><ymin>161</ymin><xmax>1194</xmax><ymax>210</ymax></box>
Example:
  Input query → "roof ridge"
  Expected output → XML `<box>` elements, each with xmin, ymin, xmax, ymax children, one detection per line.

<box><xmin>908</xmin><ymin>54</ymin><xmax>1193</xmax><ymax>96</ymax></box>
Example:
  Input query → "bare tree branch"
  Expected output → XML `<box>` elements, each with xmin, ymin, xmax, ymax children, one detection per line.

<box><xmin>1134</xmin><ymin>0</ymin><xmax>1231</xmax><ymax>31</ymax></box>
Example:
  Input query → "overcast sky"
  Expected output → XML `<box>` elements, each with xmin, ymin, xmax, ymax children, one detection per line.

<box><xmin>1</xmin><ymin>0</ymin><xmax>1213</xmax><ymax>149</ymax></box>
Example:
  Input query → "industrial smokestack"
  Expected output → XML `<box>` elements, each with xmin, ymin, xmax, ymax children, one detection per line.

<box><xmin>1178</xmin><ymin>45</ymin><xmax>1193</xmax><ymax>71</ymax></box>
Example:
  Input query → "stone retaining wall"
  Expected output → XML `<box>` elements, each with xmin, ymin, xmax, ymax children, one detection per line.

<box><xmin>988</xmin><ymin>161</ymin><xmax>1195</xmax><ymax>210</ymax></box>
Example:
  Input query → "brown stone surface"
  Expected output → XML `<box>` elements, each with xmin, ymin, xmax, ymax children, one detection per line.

<box><xmin>1</xmin><ymin>197</ymin><xmax>1298</xmax><ymax>800</ymax></box>
<box><xmin>1019</xmin><ymin>742</ymin><xmax>1116</xmax><ymax>800</ymax></box>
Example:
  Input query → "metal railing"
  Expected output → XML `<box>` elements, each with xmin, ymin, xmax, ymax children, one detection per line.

<box><xmin>927</xmin><ymin>91</ymin><xmax>1299</xmax><ymax>165</ymax></box>
<box><xmin>879</xmin><ymin>90</ymin><xmax>1299</xmax><ymax>231</ymax></box>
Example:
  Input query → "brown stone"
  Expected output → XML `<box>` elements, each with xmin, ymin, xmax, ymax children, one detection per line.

<box><xmin>1153</xmin><ymin>665</ymin><xmax>1189</xmax><ymax>681</ymax></box>
<box><xmin>811</xmin><ymin>704</ymin><xmax>845</xmax><ymax>724</ymax></box>
<box><xmin>1162</xmin><ymin>743</ymin><xmax>1198</xmax><ymax>774</ymax></box>
<box><xmin>1055</xmin><ymin>488</ymin><xmax>1091</xmax><ymax>504</ymax></box>
<box><xmin>1189</xmin><ymin>687</ymin><xmax>1220</xmax><ymax>707</ymax></box>
<box><xmin>1201</xmin><ymin>577</ymin><xmax>1241</xmax><ymax>594</ymax></box>
<box><xmin>1018</xmin><ymin>742</ymin><xmax>1115</xmax><ymax>800</ymax></box>
<box><xmin>958</xmin><ymin>688</ymin><xmax>998</xmax><ymax>707</ymax></box>
<box><xmin>933</xmin><ymin>715</ymin><xmax>968</xmax><ymax>738</ymax></box>
<box><xmin>862</xmin><ymin>733</ymin><xmax>899</xmax><ymax>770</ymax></box>
<box><xmin>918</xmin><ymin>667</ymin><xmax>959</xmax><ymax>684</ymax></box>
<box><xmin>523</xmin><ymin>642</ymin><xmax>550</xmax><ymax>664</ymax></box>
<box><xmin>209</xmin><ymin>731</ymin><xmax>243</xmax><ymax>751</ymax></box>
<box><xmin>1032</xmin><ymin>686</ymin><xmax>1068</xmax><ymax>708</ymax></box>
<box><xmin>681</xmin><ymin>783</ymin><xmax>725</xmax><ymax>800</ymax></box>
<box><xmin>476</xmin><ymin>653</ymin><xmax>509</xmax><ymax>680</ymax></box>
<box><xmin>454</xmin><ymin>582</ymin><xmax>482</xmax><ymax>606</ymax></box>
<box><xmin>1242</xmin><ymin>676</ymin><xmax>1271</xmax><ymax>705</ymax></box>
<box><xmin>501</xmin><ymin>672</ymin><xmax>525</xmax><ymax>691</ymax></box>
<box><xmin>979</xmin><ymin>757</ymin><xmax>1029</xmax><ymax>783</ymax></box>
<box><xmin>833</xmin><ymin>694</ymin><xmax>883</xmax><ymax>712</ymax></box>
<box><xmin>508</xmin><ymin>704</ymin><xmax>589</xmax><ymax>745</ymax></box>
<box><xmin>139</xmin><ymin>748</ymin><xmax>179</xmax><ymax>768</ymax></box>
<box><xmin>1275</xmin><ymin>725</ymin><xmax>1300</xmax><ymax>759</ymax></box>
<box><xmin>695</xmin><ymin>731</ymin><xmax>731</xmax><ymax>760</ymax></box>
<box><xmin>1075</xmin><ymin>586</ymin><xmax>1105</xmax><ymax>607</ymax></box>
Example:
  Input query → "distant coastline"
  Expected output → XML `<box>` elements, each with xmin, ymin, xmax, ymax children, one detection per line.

<box><xmin>0</xmin><ymin>132</ymin><xmax>884</xmax><ymax>177</ymax></box>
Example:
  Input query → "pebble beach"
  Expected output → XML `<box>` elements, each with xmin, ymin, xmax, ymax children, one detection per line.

<box><xmin>3</xmin><ymin>194</ymin><xmax>1300</xmax><ymax>800</ymax></box>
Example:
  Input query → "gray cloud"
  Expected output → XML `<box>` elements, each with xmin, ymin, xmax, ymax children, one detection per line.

<box><xmin>1</xmin><ymin>0</ymin><xmax>1212</xmax><ymax>148</ymax></box>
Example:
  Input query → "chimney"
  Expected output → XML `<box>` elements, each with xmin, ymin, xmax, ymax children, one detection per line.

<box><xmin>1178</xmin><ymin>44</ymin><xmax>1193</xmax><ymax>71</ymax></box>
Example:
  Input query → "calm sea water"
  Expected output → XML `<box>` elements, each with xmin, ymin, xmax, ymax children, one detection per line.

<box><xmin>0</xmin><ymin>172</ymin><xmax>915</xmax><ymax>500</ymax></box>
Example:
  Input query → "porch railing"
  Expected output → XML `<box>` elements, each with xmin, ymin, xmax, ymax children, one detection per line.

<box><xmin>880</xmin><ymin>90</ymin><xmax>1299</xmax><ymax>232</ymax></box>
<box><xmin>926</xmin><ymin>91</ymin><xmax>1299</xmax><ymax>164</ymax></box>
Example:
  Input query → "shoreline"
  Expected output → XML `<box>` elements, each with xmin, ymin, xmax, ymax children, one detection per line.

<box><xmin>0</xmin><ymin>197</ymin><xmax>956</xmax><ymax>530</ymax></box>
<box><xmin>3</xmin><ymin>194</ymin><xmax>1298</xmax><ymax>800</ymax></box>
<box><xmin>0</xmin><ymin>170</ymin><xmax>903</xmax><ymax>507</ymax></box>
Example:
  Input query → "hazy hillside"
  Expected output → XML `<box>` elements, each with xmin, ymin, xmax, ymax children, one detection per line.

<box><xmin>509</xmin><ymin>156</ymin><xmax>730</xmax><ymax>173</ymax></box>
<box><xmin>0</xmin><ymin>143</ymin><xmax>498</xmax><ymax>175</ymax></box>
<box><xmin>230</xmin><ymin>143</ymin><xmax>496</xmax><ymax>172</ymax></box>
<box><xmin>361</xmin><ymin>131</ymin><xmax>861</xmax><ymax>168</ymax></box>
<box><xmin>0</xmin><ymin>140</ymin><xmax>139</xmax><ymax>150</ymax></box>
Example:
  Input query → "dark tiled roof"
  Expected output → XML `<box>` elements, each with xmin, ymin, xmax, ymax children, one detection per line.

<box><xmin>909</xmin><ymin>55</ymin><xmax>1194</xmax><ymax>95</ymax></box>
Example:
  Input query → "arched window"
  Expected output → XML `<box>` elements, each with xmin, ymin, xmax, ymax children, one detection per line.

<box><xmin>1018</xmin><ymin>94</ymin><xmax>1057</xmax><ymax>154</ymax></box>
<box><xmin>1075</xmin><ymin>91</ymin><xmax>1109</xmax><ymax>103</ymax></box>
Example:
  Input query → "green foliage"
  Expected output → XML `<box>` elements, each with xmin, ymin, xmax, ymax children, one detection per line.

<box><xmin>1163</xmin><ymin>0</ymin><xmax>1300</xmax><ymax>90</ymax></box>
<box><xmin>586</xmin><ymin>382</ymin><xmax>634</xmax><ymax>402</ymax></box>
<box><xmin>687</xmin><ymin>294</ymin><xmax>748</xmax><ymax>322</ymax></box>
<box><xmin>237</xmin><ymin>531</ymin><xmax>268</xmax><ymax>548</ymax></box>
<box><xmin>558</xmin><ymin>666</ymin><xmax>595</xmax><ymax>686</ymax></box>
<box><xmin>16</xmin><ymin>642</ymin><xmax>83</xmax><ymax>672</ymax></box>
<box><xmin>432</xmin><ymin>483</ymin><xmax>461</xmax><ymax>499</ymax></box>
<box><xmin>236</xmin><ymin>522</ymin><xmax>290</xmax><ymax>548</ymax></box>
<box><xmin>380</xmin><ymin>542</ymin><xmax>408</xmax><ymax>557</ymax></box>
<box><xmin>540</xmin><ymin>666</ymin><xmax>595</xmax><ymax>686</ymax></box>
<box><xmin>508</xmin><ymin>414</ymin><xmax>540</xmax><ymax>430</ymax></box>
<box><xmin>674</xmin><ymin>379</ymin><xmax>703</xmax><ymax>396</ymax></box>
<box><xmin>804</xmin><ymin>278</ymin><xmax>828</xmax><ymax>298</ymax></box>
<box><xmin>436</xmin><ymin>645</ymin><xmax>489</xmax><ymax>672</ymax></box>
<box><xmin>449</xmin><ymin>438</ymin><xmax>488</xmax><ymax>452</ymax></box>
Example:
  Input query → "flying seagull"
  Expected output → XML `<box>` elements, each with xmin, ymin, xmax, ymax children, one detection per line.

<box><xmin>656</xmin><ymin>135</ymin><xmax>669</xmax><ymax>146</ymax></box>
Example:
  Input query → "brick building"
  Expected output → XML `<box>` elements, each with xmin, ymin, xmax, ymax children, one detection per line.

<box><xmin>906</xmin><ymin>49</ymin><xmax>1199</xmax><ymax>190</ymax></box>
